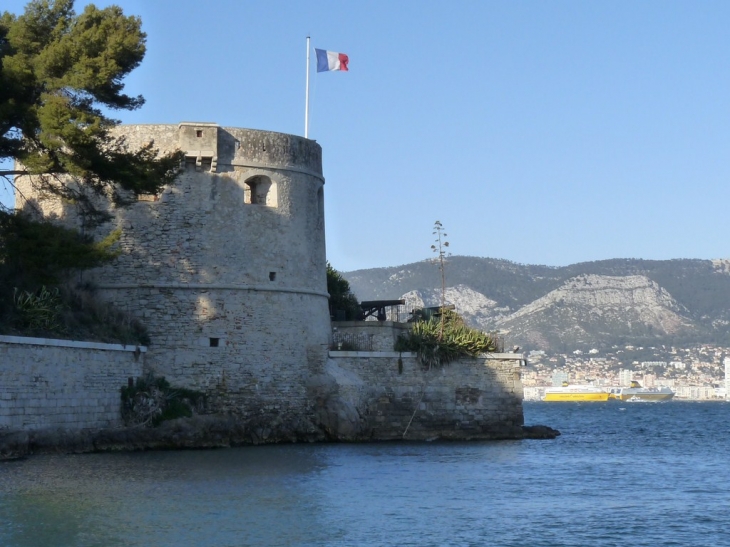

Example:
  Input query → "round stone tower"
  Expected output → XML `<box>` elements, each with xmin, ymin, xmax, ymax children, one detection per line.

<box><xmin>57</xmin><ymin>123</ymin><xmax>331</xmax><ymax>417</ymax></box>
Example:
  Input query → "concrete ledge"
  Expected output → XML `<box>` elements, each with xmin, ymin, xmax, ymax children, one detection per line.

<box><xmin>0</xmin><ymin>335</ymin><xmax>147</xmax><ymax>353</ymax></box>
<box><xmin>332</xmin><ymin>321</ymin><xmax>408</xmax><ymax>328</ymax></box>
<box><xmin>486</xmin><ymin>353</ymin><xmax>527</xmax><ymax>360</ymax></box>
<box><xmin>94</xmin><ymin>283</ymin><xmax>329</xmax><ymax>298</ymax></box>
<box><xmin>329</xmin><ymin>351</ymin><xmax>416</xmax><ymax>358</ymax></box>
<box><xmin>328</xmin><ymin>350</ymin><xmax>525</xmax><ymax>360</ymax></box>
<box><xmin>226</xmin><ymin>159</ymin><xmax>325</xmax><ymax>182</ymax></box>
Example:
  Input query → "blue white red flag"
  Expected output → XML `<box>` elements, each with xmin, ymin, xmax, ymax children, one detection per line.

<box><xmin>315</xmin><ymin>48</ymin><xmax>349</xmax><ymax>72</ymax></box>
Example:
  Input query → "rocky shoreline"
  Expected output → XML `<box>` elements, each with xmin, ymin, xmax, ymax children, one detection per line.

<box><xmin>0</xmin><ymin>416</ymin><xmax>560</xmax><ymax>461</ymax></box>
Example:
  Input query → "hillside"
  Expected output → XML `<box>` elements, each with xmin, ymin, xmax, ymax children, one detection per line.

<box><xmin>343</xmin><ymin>257</ymin><xmax>730</xmax><ymax>352</ymax></box>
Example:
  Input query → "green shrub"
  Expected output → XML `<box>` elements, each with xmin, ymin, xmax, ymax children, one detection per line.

<box><xmin>13</xmin><ymin>286</ymin><xmax>65</xmax><ymax>332</ymax></box>
<box><xmin>3</xmin><ymin>283</ymin><xmax>150</xmax><ymax>345</ymax></box>
<box><xmin>121</xmin><ymin>374</ymin><xmax>206</xmax><ymax>427</ymax></box>
<box><xmin>0</xmin><ymin>210</ymin><xmax>147</xmax><ymax>344</ymax></box>
<box><xmin>395</xmin><ymin>309</ymin><xmax>497</xmax><ymax>368</ymax></box>
<box><xmin>0</xmin><ymin>211</ymin><xmax>121</xmax><ymax>288</ymax></box>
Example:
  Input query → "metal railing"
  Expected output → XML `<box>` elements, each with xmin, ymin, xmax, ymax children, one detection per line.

<box><xmin>331</xmin><ymin>331</ymin><xmax>373</xmax><ymax>351</ymax></box>
<box><xmin>361</xmin><ymin>304</ymin><xmax>411</xmax><ymax>323</ymax></box>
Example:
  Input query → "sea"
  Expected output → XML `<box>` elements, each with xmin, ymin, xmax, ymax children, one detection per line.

<box><xmin>1</xmin><ymin>401</ymin><xmax>729</xmax><ymax>547</ymax></box>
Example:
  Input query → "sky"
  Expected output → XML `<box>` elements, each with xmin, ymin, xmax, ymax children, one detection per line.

<box><xmin>3</xmin><ymin>0</ymin><xmax>730</xmax><ymax>272</ymax></box>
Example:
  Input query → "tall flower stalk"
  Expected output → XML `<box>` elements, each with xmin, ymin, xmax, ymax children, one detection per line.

<box><xmin>431</xmin><ymin>220</ymin><xmax>450</xmax><ymax>341</ymax></box>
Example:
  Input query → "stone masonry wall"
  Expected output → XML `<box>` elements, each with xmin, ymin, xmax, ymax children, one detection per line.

<box><xmin>0</xmin><ymin>336</ymin><xmax>145</xmax><ymax>430</ymax></box>
<box><xmin>13</xmin><ymin>124</ymin><xmax>332</xmax><ymax>420</ymax></box>
<box><xmin>99</xmin><ymin>286</ymin><xmax>331</xmax><ymax>418</ymax></box>
<box><xmin>8</xmin><ymin>124</ymin><xmax>530</xmax><ymax>444</ymax></box>
<box><xmin>312</xmin><ymin>352</ymin><xmax>525</xmax><ymax>441</ymax></box>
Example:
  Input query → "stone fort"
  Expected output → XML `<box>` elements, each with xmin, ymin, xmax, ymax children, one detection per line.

<box><xmin>3</xmin><ymin>123</ymin><xmax>527</xmax><ymax>444</ymax></box>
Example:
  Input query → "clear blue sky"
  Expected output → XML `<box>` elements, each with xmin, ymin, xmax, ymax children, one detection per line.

<box><xmin>3</xmin><ymin>0</ymin><xmax>730</xmax><ymax>271</ymax></box>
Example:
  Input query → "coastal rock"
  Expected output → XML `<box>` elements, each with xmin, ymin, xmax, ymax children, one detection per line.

<box><xmin>30</xmin><ymin>428</ymin><xmax>96</xmax><ymax>454</ymax></box>
<box><xmin>0</xmin><ymin>414</ymin><xmax>327</xmax><ymax>460</ymax></box>
<box><xmin>521</xmin><ymin>425</ymin><xmax>561</xmax><ymax>439</ymax></box>
<box><xmin>0</xmin><ymin>431</ymin><xmax>30</xmax><ymax>460</ymax></box>
<box><xmin>307</xmin><ymin>360</ymin><xmax>367</xmax><ymax>440</ymax></box>
<box><xmin>0</xmin><ymin>415</ymin><xmax>561</xmax><ymax>460</ymax></box>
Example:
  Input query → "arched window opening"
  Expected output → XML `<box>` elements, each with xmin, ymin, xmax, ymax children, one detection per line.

<box><xmin>244</xmin><ymin>175</ymin><xmax>276</xmax><ymax>206</ymax></box>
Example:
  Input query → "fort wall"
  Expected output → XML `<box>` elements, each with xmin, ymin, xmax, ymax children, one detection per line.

<box><xmin>0</xmin><ymin>335</ymin><xmax>144</xmax><ymax>430</ymax></box>
<box><xmin>3</xmin><ymin>123</ymin><xmax>536</xmax><ymax>451</ymax></box>
<box><xmin>14</xmin><ymin>124</ymin><xmax>331</xmax><ymax>417</ymax></box>
<box><xmin>314</xmin><ymin>352</ymin><xmax>525</xmax><ymax>440</ymax></box>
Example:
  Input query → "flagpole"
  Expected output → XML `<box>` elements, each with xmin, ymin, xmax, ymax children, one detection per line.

<box><xmin>305</xmin><ymin>36</ymin><xmax>310</xmax><ymax>138</ymax></box>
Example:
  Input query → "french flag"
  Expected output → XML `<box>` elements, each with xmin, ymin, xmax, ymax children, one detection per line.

<box><xmin>315</xmin><ymin>48</ymin><xmax>349</xmax><ymax>72</ymax></box>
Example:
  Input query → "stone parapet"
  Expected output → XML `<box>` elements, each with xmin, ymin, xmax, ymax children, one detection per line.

<box><xmin>0</xmin><ymin>336</ymin><xmax>145</xmax><ymax>431</ymax></box>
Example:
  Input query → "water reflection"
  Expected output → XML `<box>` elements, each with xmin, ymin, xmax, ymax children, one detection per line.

<box><xmin>2</xmin><ymin>407</ymin><xmax>729</xmax><ymax>547</ymax></box>
<box><xmin>1</xmin><ymin>446</ymin><xmax>329</xmax><ymax>547</ymax></box>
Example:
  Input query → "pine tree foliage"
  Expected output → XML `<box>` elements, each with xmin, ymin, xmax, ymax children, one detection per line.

<box><xmin>0</xmin><ymin>1</ymin><xmax>180</xmax><ymax>342</ymax></box>
<box><xmin>0</xmin><ymin>210</ymin><xmax>119</xmax><ymax>288</ymax></box>
<box><xmin>0</xmin><ymin>0</ymin><xmax>182</xmax><ymax>219</ymax></box>
<box><xmin>0</xmin><ymin>209</ymin><xmax>132</xmax><ymax>340</ymax></box>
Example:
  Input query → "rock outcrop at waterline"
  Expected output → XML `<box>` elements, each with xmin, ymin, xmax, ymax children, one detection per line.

<box><xmin>0</xmin><ymin>417</ymin><xmax>560</xmax><ymax>460</ymax></box>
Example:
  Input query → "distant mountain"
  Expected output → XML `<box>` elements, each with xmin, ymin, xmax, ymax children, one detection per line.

<box><xmin>343</xmin><ymin>257</ymin><xmax>730</xmax><ymax>352</ymax></box>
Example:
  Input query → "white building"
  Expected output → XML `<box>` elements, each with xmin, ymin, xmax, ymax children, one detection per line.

<box><xmin>551</xmin><ymin>371</ymin><xmax>569</xmax><ymax>386</ymax></box>
<box><xmin>619</xmin><ymin>369</ymin><xmax>634</xmax><ymax>386</ymax></box>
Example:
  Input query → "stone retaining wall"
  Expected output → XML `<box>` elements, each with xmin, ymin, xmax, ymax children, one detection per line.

<box><xmin>0</xmin><ymin>336</ymin><xmax>528</xmax><ymax>445</ymax></box>
<box><xmin>311</xmin><ymin>352</ymin><xmax>525</xmax><ymax>440</ymax></box>
<box><xmin>0</xmin><ymin>336</ymin><xmax>145</xmax><ymax>430</ymax></box>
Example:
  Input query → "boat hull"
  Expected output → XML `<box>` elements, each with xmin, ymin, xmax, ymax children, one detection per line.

<box><xmin>543</xmin><ymin>391</ymin><xmax>610</xmax><ymax>402</ymax></box>
<box><xmin>611</xmin><ymin>392</ymin><xmax>674</xmax><ymax>402</ymax></box>
<box><xmin>607</xmin><ymin>384</ymin><xmax>675</xmax><ymax>402</ymax></box>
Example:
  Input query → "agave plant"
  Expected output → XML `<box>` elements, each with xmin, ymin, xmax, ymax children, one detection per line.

<box><xmin>395</xmin><ymin>309</ymin><xmax>497</xmax><ymax>368</ymax></box>
<box><xmin>13</xmin><ymin>286</ymin><xmax>66</xmax><ymax>332</ymax></box>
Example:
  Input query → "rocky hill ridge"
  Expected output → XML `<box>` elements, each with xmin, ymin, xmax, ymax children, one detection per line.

<box><xmin>343</xmin><ymin>257</ymin><xmax>730</xmax><ymax>352</ymax></box>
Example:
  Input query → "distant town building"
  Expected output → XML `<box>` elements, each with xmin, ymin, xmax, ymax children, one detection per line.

<box><xmin>640</xmin><ymin>361</ymin><xmax>668</xmax><ymax>369</ymax></box>
<box><xmin>675</xmin><ymin>386</ymin><xmax>720</xmax><ymax>400</ymax></box>
<box><xmin>551</xmin><ymin>371</ymin><xmax>569</xmax><ymax>386</ymax></box>
<box><xmin>619</xmin><ymin>369</ymin><xmax>634</xmax><ymax>386</ymax></box>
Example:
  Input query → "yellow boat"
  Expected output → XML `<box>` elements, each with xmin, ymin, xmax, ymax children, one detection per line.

<box><xmin>543</xmin><ymin>382</ymin><xmax>610</xmax><ymax>402</ymax></box>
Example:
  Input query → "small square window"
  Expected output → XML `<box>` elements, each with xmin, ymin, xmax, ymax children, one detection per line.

<box><xmin>269</xmin><ymin>272</ymin><xmax>276</xmax><ymax>281</ymax></box>
<box><xmin>209</xmin><ymin>337</ymin><xmax>219</xmax><ymax>347</ymax></box>
<box><xmin>196</xmin><ymin>130</ymin><xmax>203</xmax><ymax>138</ymax></box>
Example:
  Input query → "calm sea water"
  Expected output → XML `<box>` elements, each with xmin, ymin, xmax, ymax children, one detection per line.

<box><xmin>1</xmin><ymin>401</ymin><xmax>729</xmax><ymax>547</ymax></box>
